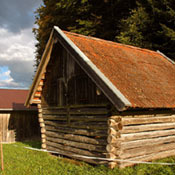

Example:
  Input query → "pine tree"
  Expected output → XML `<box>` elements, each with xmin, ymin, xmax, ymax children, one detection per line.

<box><xmin>117</xmin><ymin>0</ymin><xmax>175</xmax><ymax>60</ymax></box>
<box><xmin>33</xmin><ymin>0</ymin><xmax>136</xmax><ymax>66</ymax></box>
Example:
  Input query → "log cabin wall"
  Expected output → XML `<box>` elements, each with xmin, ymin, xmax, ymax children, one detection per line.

<box><xmin>108</xmin><ymin>111</ymin><xmax>175</xmax><ymax>168</ymax></box>
<box><xmin>40</xmin><ymin>42</ymin><xmax>112</xmax><ymax>164</ymax></box>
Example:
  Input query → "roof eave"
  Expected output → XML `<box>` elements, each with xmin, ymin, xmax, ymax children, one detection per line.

<box><xmin>25</xmin><ymin>29</ymin><xmax>55</xmax><ymax>107</ymax></box>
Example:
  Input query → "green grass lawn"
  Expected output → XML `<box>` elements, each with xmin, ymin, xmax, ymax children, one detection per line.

<box><xmin>1</xmin><ymin>141</ymin><xmax>175</xmax><ymax>175</ymax></box>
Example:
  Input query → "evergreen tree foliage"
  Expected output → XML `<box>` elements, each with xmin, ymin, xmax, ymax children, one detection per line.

<box><xmin>34</xmin><ymin>0</ymin><xmax>175</xmax><ymax>66</ymax></box>
<box><xmin>117</xmin><ymin>0</ymin><xmax>175</xmax><ymax>60</ymax></box>
<box><xmin>33</xmin><ymin>0</ymin><xmax>136</xmax><ymax>66</ymax></box>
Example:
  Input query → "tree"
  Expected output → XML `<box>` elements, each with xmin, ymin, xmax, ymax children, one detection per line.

<box><xmin>117</xmin><ymin>0</ymin><xmax>175</xmax><ymax>60</ymax></box>
<box><xmin>33</xmin><ymin>0</ymin><xmax>136</xmax><ymax>67</ymax></box>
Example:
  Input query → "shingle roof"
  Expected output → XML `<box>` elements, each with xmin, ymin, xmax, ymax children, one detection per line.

<box><xmin>0</xmin><ymin>89</ymin><xmax>36</xmax><ymax>110</ymax></box>
<box><xmin>64</xmin><ymin>31</ymin><xmax>175</xmax><ymax>109</ymax></box>
<box><xmin>25</xmin><ymin>26</ymin><xmax>175</xmax><ymax>110</ymax></box>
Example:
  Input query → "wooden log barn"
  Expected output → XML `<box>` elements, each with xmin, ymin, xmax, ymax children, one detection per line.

<box><xmin>0</xmin><ymin>89</ymin><xmax>39</xmax><ymax>143</ymax></box>
<box><xmin>25</xmin><ymin>26</ymin><xmax>175</xmax><ymax>168</ymax></box>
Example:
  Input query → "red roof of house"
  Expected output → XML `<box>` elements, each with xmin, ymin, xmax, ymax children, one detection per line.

<box><xmin>0</xmin><ymin>89</ymin><xmax>36</xmax><ymax>110</ymax></box>
<box><xmin>64</xmin><ymin>31</ymin><xmax>175</xmax><ymax>109</ymax></box>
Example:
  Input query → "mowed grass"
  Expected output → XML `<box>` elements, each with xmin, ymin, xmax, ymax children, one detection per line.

<box><xmin>1</xmin><ymin>141</ymin><xmax>175</xmax><ymax>175</ymax></box>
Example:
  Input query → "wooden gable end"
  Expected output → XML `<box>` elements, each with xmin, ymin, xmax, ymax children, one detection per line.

<box><xmin>41</xmin><ymin>41</ymin><xmax>110</xmax><ymax>108</ymax></box>
<box><xmin>26</xmin><ymin>26</ymin><xmax>131</xmax><ymax>111</ymax></box>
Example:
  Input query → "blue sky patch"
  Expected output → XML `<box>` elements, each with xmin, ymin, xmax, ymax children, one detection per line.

<box><xmin>0</xmin><ymin>66</ymin><xmax>10</xmax><ymax>80</ymax></box>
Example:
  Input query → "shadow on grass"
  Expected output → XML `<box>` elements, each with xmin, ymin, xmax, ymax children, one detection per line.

<box><xmin>21</xmin><ymin>140</ymin><xmax>41</xmax><ymax>149</ymax></box>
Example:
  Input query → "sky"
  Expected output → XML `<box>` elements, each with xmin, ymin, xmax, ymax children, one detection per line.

<box><xmin>0</xmin><ymin>0</ymin><xmax>42</xmax><ymax>89</ymax></box>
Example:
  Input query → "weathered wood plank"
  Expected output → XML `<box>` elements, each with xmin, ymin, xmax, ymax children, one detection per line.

<box><xmin>43</xmin><ymin>104</ymin><xmax>107</xmax><ymax>110</ymax></box>
<box><xmin>46</xmin><ymin>140</ymin><xmax>106</xmax><ymax>157</ymax></box>
<box><xmin>45</xmin><ymin>120</ymin><xmax>108</xmax><ymax>130</ymax></box>
<box><xmin>121</xmin><ymin>129</ymin><xmax>175</xmax><ymax>141</ymax></box>
<box><xmin>43</xmin><ymin>115</ymin><xmax>67</xmax><ymax>121</ymax></box>
<box><xmin>122</xmin><ymin>115</ymin><xmax>175</xmax><ymax>125</ymax></box>
<box><xmin>45</xmin><ymin>125</ymin><xmax>107</xmax><ymax>137</ymax></box>
<box><xmin>119</xmin><ymin>149</ymin><xmax>175</xmax><ymax>168</ymax></box>
<box><xmin>121</xmin><ymin>123</ymin><xmax>175</xmax><ymax>134</ymax></box>
<box><xmin>46</xmin><ymin>130</ymin><xmax>107</xmax><ymax>145</ymax></box>
<box><xmin>46</xmin><ymin>136</ymin><xmax>106</xmax><ymax>152</ymax></box>
<box><xmin>121</xmin><ymin>135</ymin><xmax>175</xmax><ymax>150</ymax></box>
<box><xmin>43</xmin><ymin>110</ymin><xmax>108</xmax><ymax>115</ymax></box>
<box><xmin>120</xmin><ymin>142</ymin><xmax>175</xmax><ymax>159</ymax></box>
<box><xmin>47</xmin><ymin>145</ymin><xmax>107</xmax><ymax>164</ymax></box>
<box><xmin>43</xmin><ymin>114</ymin><xmax>108</xmax><ymax>122</ymax></box>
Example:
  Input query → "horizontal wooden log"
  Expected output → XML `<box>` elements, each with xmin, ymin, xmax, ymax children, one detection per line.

<box><xmin>122</xmin><ymin>115</ymin><xmax>175</xmax><ymax>126</ymax></box>
<box><xmin>121</xmin><ymin>129</ymin><xmax>175</xmax><ymax>141</ymax></box>
<box><xmin>43</xmin><ymin>110</ymin><xmax>67</xmax><ymax>115</ymax></box>
<box><xmin>70</xmin><ymin>115</ymin><xmax>108</xmax><ymax>122</ymax></box>
<box><xmin>45</xmin><ymin>120</ymin><xmax>108</xmax><ymax>130</ymax></box>
<box><xmin>43</xmin><ymin>115</ymin><xmax>67</xmax><ymax>121</ymax></box>
<box><xmin>43</xmin><ymin>104</ymin><xmax>107</xmax><ymax>110</ymax></box>
<box><xmin>119</xmin><ymin>148</ymin><xmax>175</xmax><ymax>168</ymax></box>
<box><xmin>45</xmin><ymin>125</ymin><xmax>107</xmax><ymax>137</ymax></box>
<box><xmin>47</xmin><ymin>145</ymin><xmax>107</xmax><ymax>165</ymax></box>
<box><xmin>70</xmin><ymin>121</ymin><xmax>108</xmax><ymax>130</ymax></box>
<box><xmin>47</xmin><ymin>140</ymin><xmax>106</xmax><ymax>157</ymax></box>
<box><xmin>43</xmin><ymin>114</ymin><xmax>108</xmax><ymax>122</ymax></box>
<box><xmin>121</xmin><ymin>123</ymin><xmax>175</xmax><ymax>134</ymax></box>
<box><xmin>46</xmin><ymin>131</ymin><xmax>107</xmax><ymax>145</ymax></box>
<box><xmin>121</xmin><ymin>135</ymin><xmax>175</xmax><ymax>150</ymax></box>
<box><xmin>120</xmin><ymin>142</ymin><xmax>175</xmax><ymax>159</ymax></box>
<box><xmin>43</xmin><ymin>110</ymin><xmax>108</xmax><ymax>115</ymax></box>
<box><xmin>46</xmin><ymin>136</ymin><xmax>106</xmax><ymax>152</ymax></box>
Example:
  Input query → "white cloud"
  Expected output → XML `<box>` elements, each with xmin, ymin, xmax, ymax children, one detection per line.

<box><xmin>0</xmin><ymin>69</ymin><xmax>19</xmax><ymax>88</ymax></box>
<box><xmin>0</xmin><ymin>0</ymin><xmax>42</xmax><ymax>89</ymax></box>
<box><xmin>0</xmin><ymin>27</ymin><xmax>36</xmax><ymax>88</ymax></box>
<box><xmin>0</xmin><ymin>28</ymin><xmax>35</xmax><ymax>61</ymax></box>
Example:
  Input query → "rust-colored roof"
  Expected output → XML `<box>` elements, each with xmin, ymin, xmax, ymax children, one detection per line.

<box><xmin>0</xmin><ymin>89</ymin><xmax>36</xmax><ymax>110</ymax></box>
<box><xmin>64</xmin><ymin>31</ymin><xmax>175</xmax><ymax>109</ymax></box>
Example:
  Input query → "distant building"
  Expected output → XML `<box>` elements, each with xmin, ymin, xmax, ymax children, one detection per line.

<box><xmin>0</xmin><ymin>89</ymin><xmax>39</xmax><ymax>143</ymax></box>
